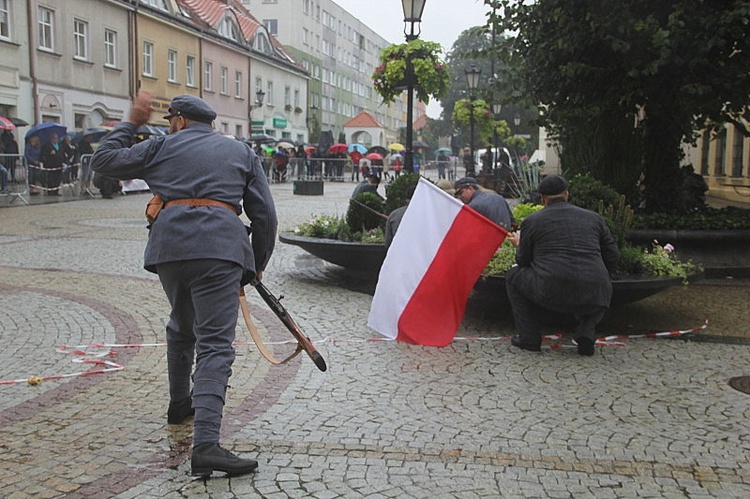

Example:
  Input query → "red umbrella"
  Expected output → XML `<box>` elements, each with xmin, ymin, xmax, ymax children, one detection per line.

<box><xmin>0</xmin><ymin>116</ymin><xmax>15</xmax><ymax>130</ymax></box>
<box><xmin>329</xmin><ymin>143</ymin><xmax>348</xmax><ymax>154</ymax></box>
<box><xmin>365</xmin><ymin>152</ymin><xmax>383</xmax><ymax>161</ymax></box>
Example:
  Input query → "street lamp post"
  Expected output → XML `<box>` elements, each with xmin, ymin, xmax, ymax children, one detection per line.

<box><xmin>465</xmin><ymin>65</ymin><xmax>481</xmax><ymax>177</ymax></box>
<box><xmin>249</xmin><ymin>89</ymin><xmax>265</xmax><ymax>136</ymax></box>
<box><xmin>401</xmin><ymin>0</ymin><xmax>426</xmax><ymax>174</ymax></box>
<box><xmin>492</xmin><ymin>102</ymin><xmax>502</xmax><ymax>176</ymax></box>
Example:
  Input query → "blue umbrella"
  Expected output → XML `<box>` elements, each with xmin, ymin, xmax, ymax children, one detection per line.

<box><xmin>72</xmin><ymin>128</ymin><xmax>108</xmax><ymax>143</ymax></box>
<box><xmin>348</xmin><ymin>143</ymin><xmax>367</xmax><ymax>154</ymax></box>
<box><xmin>25</xmin><ymin>122</ymin><xmax>68</xmax><ymax>144</ymax></box>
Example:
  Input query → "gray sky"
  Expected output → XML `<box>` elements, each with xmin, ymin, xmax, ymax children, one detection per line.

<box><xmin>334</xmin><ymin>0</ymin><xmax>491</xmax><ymax>116</ymax></box>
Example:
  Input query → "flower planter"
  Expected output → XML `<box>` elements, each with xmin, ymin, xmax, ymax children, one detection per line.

<box><xmin>472</xmin><ymin>274</ymin><xmax>685</xmax><ymax>310</ymax></box>
<box><xmin>629</xmin><ymin>229</ymin><xmax>750</xmax><ymax>277</ymax></box>
<box><xmin>279</xmin><ymin>233</ymin><xmax>385</xmax><ymax>277</ymax></box>
<box><xmin>280</xmin><ymin>233</ymin><xmax>686</xmax><ymax>306</ymax></box>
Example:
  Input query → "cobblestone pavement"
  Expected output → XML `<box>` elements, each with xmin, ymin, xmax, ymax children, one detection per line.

<box><xmin>1</xmin><ymin>181</ymin><xmax>749</xmax><ymax>498</ymax></box>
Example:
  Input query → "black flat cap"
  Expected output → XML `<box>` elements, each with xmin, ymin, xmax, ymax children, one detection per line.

<box><xmin>538</xmin><ymin>174</ymin><xmax>569</xmax><ymax>195</ymax></box>
<box><xmin>163</xmin><ymin>95</ymin><xmax>217</xmax><ymax>123</ymax></box>
<box><xmin>454</xmin><ymin>177</ymin><xmax>478</xmax><ymax>189</ymax></box>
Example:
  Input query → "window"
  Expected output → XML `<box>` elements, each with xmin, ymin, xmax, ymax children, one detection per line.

<box><xmin>186</xmin><ymin>55</ymin><xmax>195</xmax><ymax>86</ymax></box>
<box><xmin>220</xmin><ymin>66</ymin><xmax>228</xmax><ymax>94</ymax></box>
<box><xmin>74</xmin><ymin>19</ymin><xmax>88</xmax><ymax>60</ymax></box>
<box><xmin>218</xmin><ymin>16</ymin><xmax>239</xmax><ymax>41</ymax></box>
<box><xmin>167</xmin><ymin>49</ymin><xmax>177</xmax><ymax>82</ymax></box>
<box><xmin>266</xmin><ymin>81</ymin><xmax>273</xmax><ymax>105</ymax></box>
<box><xmin>0</xmin><ymin>0</ymin><xmax>10</xmax><ymax>40</ymax></box>
<box><xmin>264</xmin><ymin>19</ymin><xmax>278</xmax><ymax>35</ymax></box>
<box><xmin>141</xmin><ymin>0</ymin><xmax>168</xmax><ymax>11</ymax></box>
<box><xmin>284</xmin><ymin>86</ymin><xmax>291</xmax><ymax>107</ymax></box>
<box><xmin>235</xmin><ymin>124</ymin><xmax>243</xmax><ymax>137</ymax></box>
<box><xmin>204</xmin><ymin>61</ymin><xmax>213</xmax><ymax>91</ymax></box>
<box><xmin>104</xmin><ymin>29</ymin><xmax>117</xmax><ymax>67</ymax></box>
<box><xmin>732</xmin><ymin>125</ymin><xmax>744</xmax><ymax>177</ymax></box>
<box><xmin>255</xmin><ymin>77</ymin><xmax>262</xmax><ymax>95</ymax></box>
<box><xmin>38</xmin><ymin>6</ymin><xmax>54</xmax><ymax>51</ymax></box>
<box><xmin>303</xmin><ymin>0</ymin><xmax>309</xmax><ymax>14</ymax></box>
<box><xmin>294</xmin><ymin>89</ymin><xmax>300</xmax><ymax>108</ymax></box>
<box><xmin>235</xmin><ymin>71</ymin><xmax>242</xmax><ymax>98</ymax></box>
<box><xmin>142</xmin><ymin>41</ymin><xmax>154</xmax><ymax>76</ymax></box>
<box><xmin>302</xmin><ymin>28</ymin><xmax>308</xmax><ymax>44</ymax></box>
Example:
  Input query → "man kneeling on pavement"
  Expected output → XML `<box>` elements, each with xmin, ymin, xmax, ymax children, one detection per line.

<box><xmin>504</xmin><ymin>175</ymin><xmax>620</xmax><ymax>356</ymax></box>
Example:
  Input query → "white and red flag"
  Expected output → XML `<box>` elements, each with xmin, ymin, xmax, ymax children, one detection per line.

<box><xmin>368</xmin><ymin>178</ymin><xmax>507</xmax><ymax>347</ymax></box>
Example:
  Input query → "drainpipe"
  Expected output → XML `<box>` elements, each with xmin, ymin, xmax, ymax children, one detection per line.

<box><xmin>27</xmin><ymin>0</ymin><xmax>40</xmax><ymax>123</ymax></box>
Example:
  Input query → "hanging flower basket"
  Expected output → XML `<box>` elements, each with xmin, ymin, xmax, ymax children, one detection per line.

<box><xmin>372</xmin><ymin>39</ymin><xmax>450</xmax><ymax>105</ymax></box>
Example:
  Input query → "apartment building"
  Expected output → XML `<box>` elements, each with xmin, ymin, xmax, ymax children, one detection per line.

<box><xmin>243</xmin><ymin>0</ymin><xmax>413</xmax><ymax>145</ymax></box>
<box><xmin>3</xmin><ymin>0</ymin><xmax>307</xmax><ymax>140</ymax></box>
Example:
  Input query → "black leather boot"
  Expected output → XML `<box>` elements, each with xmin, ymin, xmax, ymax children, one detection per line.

<box><xmin>167</xmin><ymin>397</ymin><xmax>194</xmax><ymax>424</ymax></box>
<box><xmin>191</xmin><ymin>443</ymin><xmax>258</xmax><ymax>477</ymax></box>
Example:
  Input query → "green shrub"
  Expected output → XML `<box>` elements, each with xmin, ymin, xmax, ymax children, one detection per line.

<box><xmin>383</xmin><ymin>172</ymin><xmax>422</xmax><ymax>215</ymax></box>
<box><xmin>512</xmin><ymin>203</ymin><xmax>543</xmax><ymax>223</ymax></box>
<box><xmin>633</xmin><ymin>206</ymin><xmax>750</xmax><ymax>230</ymax></box>
<box><xmin>347</xmin><ymin>192</ymin><xmax>385</xmax><ymax>233</ymax></box>
<box><xmin>568</xmin><ymin>173</ymin><xmax>621</xmax><ymax>212</ymax></box>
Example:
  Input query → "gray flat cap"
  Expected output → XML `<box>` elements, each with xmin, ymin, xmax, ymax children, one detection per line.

<box><xmin>454</xmin><ymin>177</ymin><xmax>478</xmax><ymax>189</ymax></box>
<box><xmin>163</xmin><ymin>94</ymin><xmax>217</xmax><ymax>123</ymax></box>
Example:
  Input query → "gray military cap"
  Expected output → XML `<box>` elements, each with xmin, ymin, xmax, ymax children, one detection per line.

<box><xmin>163</xmin><ymin>95</ymin><xmax>217</xmax><ymax>123</ymax></box>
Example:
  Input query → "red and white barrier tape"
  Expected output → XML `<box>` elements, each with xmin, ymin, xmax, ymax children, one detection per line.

<box><xmin>0</xmin><ymin>321</ymin><xmax>708</xmax><ymax>385</ymax></box>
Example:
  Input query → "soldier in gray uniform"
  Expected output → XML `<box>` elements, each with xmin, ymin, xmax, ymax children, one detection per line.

<box><xmin>505</xmin><ymin>175</ymin><xmax>619</xmax><ymax>356</ymax></box>
<box><xmin>91</xmin><ymin>91</ymin><xmax>277</xmax><ymax>477</ymax></box>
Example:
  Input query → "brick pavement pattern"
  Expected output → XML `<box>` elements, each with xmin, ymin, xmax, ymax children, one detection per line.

<box><xmin>1</xmin><ymin>182</ymin><xmax>749</xmax><ymax>498</ymax></box>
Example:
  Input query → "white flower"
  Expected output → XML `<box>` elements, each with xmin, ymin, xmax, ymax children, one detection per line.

<box><xmin>664</xmin><ymin>243</ymin><xmax>675</xmax><ymax>253</ymax></box>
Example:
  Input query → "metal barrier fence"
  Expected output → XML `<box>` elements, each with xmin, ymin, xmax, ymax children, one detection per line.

<box><xmin>0</xmin><ymin>154</ymin><xmax>29</xmax><ymax>205</ymax></box>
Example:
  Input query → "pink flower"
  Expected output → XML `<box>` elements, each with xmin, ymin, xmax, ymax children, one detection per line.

<box><xmin>664</xmin><ymin>243</ymin><xmax>675</xmax><ymax>252</ymax></box>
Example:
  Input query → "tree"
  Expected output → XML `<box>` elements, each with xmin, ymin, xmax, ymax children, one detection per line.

<box><xmin>491</xmin><ymin>0</ymin><xmax>750</xmax><ymax>213</ymax></box>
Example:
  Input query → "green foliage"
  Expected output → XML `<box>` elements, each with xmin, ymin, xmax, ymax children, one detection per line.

<box><xmin>451</xmin><ymin>99</ymin><xmax>495</xmax><ymax>143</ymax></box>
<box><xmin>292</xmin><ymin>214</ymin><xmax>346</xmax><ymax>239</ymax></box>
<box><xmin>568</xmin><ymin>173</ymin><xmax>621</xmax><ymax>212</ymax></box>
<box><xmin>372</xmin><ymin>40</ymin><xmax>449</xmax><ymax>105</ymax></box>
<box><xmin>361</xmin><ymin>227</ymin><xmax>385</xmax><ymax>245</ymax></box>
<box><xmin>598</xmin><ymin>195</ymin><xmax>635</xmax><ymax>249</ymax></box>
<box><xmin>488</xmin><ymin>0</ymin><xmax>750</xmax><ymax>213</ymax></box>
<box><xmin>632</xmin><ymin>207</ymin><xmax>750</xmax><ymax>230</ymax></box>
<box><xmin>512</xmin><ymin>203</ymin><xmax>543</xmax><ymax>223</ymax></box>
<box><xmin>637</xmin><ymin>241</ymin><xmax>697</xmax><ymax>283</ymax></box>
<box><xmin>383</xmin><ymin>172</ymin><xmax>422</xmax><ymax>215</ymax></box>
<box><xmin>347</xmin><ymin>192</ymin><xmax>385</xmax><ymax>234</ymax></box>
<box><xmin>483</xmin><ymin>240</ymin><xmax>517</xmax><ymax>275</ymax></box>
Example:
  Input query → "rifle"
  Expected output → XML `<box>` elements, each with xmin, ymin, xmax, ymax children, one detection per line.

<box><xmin>240</xmin><ymin>280</ymin><xmax>327</xmax><ymax>372</ymax></box>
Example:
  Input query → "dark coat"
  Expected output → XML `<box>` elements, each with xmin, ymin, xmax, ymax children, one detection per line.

<box><xmin>467</xmin><ymin>189</ymin><xmax>514</xmax><ymax>230</ymax></box>
<box><xmin>40</xmin><ymin>142</ymin><xmax>66</xmax><ymax>169</ymax></box>
<box><xmin>90</xmin><ymin>122</ymin><xmax>277</xmax><ymax>278</ymax></box>
<box><xmin>506</xmin><ymin>198</ymin><xmax>619</xmax><ymax>310</ymax></box>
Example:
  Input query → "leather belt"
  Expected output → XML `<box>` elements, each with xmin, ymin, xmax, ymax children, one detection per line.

<box><xmin>164</xmin><ymin>198</ymin><xmax>240</xmax><ymax>215</ymax></box>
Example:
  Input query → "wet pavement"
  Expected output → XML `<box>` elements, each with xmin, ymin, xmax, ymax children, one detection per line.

<box><xmin>1</xmin><ymin>181</ymin><xmax>749</xmax><ymax>498</ymax></box>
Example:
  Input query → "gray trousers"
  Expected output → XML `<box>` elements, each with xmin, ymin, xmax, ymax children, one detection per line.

<box><xmin>505</xmin><ymin>277</ymin><xmax>607</xmax><ymax>347</ymax></box>
<box><xmin>157</xmin><ymin>259</ymin><xmax>243</xmax><ymax>446</ymax></box>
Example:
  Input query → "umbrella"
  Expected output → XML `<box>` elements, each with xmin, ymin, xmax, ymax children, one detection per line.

<box><xmin>388</xmin><ymin>143</ymin><xmax>405</xmax><ymax>151</ymax></box>
<box><xmin>0</xmin><ymin>116</ymin><xmax>15</xmax><ymax>130</ymax></box>
<box><xmin>365</xmin><ymin>152</ymin><xmax>383</xmax><ymax>161</ymax></box>
<box><xmin>137</xmin><ymin>124</ymin><xmax>166</xmax><ymax>136</ymax></box>
<box><xmin>276</xmin><ymin>141</ymin><xmax>295</xmax><ymax>149</ymax></box>
<box><xmin>304</xmin><ymin>145</ymin><xmax>317</xmax><ymax>153</ymax></box>
<box><xmin>73</xmin><ymin>128</ymin><xmax>108</xmax><ymax>143</ymax></box>
<box><xmin>329</xmin><ymin>143</ymin><xmax>348</xmax><ymax>154</ymax></box>
<box><xmin>348</xmin><ymin>143</ymin><xmax>367</xmax><ymax>154</ymax></box>
<box><xmin>248</xmin><ymin>133</ymin><xmax>277</xmax><ymax>144</ymax></box>
<box><xmin>9</xmin><ymin>117</ymin><xmax>29</xmax><ymax>127</ymax></box>
<box><xmin>390</xmin><ymin>153</ymin><xmax>403</xmax><ymax>161</ymax></box>
<box><xmin>367</xmin><ymin>145</ymin><xmax>388</xmax><ymax>156</ymax></box>
<box><xmin>412</xmin><ymin>140</ymin><xmax>429</xmax><ymax>149</ymax></box>
<box><xmin>25</xmin><ymin>122</ymin><xmax>67</xmax><ymax>144</ymax></box>
<box><xmin>434</xmin><ymin>147</ymin><xmax>452</xmax><ymax>156</ymax></box>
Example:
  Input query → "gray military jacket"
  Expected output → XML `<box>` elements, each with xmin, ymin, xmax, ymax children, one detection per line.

<box><xmin>468</xmin><ymin>189</ymin><xmax>514</xmax><ymax>230</ymax></box>
<box><xmin>90</xmin><ymin>122</ymin><xmax>277</xmax><ymax>278</ymax></box>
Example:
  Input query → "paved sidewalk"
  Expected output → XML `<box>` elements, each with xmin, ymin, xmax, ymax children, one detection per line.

<box><xmin>0</xmin><ymin>182</ymin><xmax>749</xmax><ymax>498</ymax></box>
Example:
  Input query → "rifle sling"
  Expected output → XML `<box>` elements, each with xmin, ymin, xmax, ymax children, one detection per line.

<box><xmin>239</xmin><ymin>288</ymin><xmax>302</xmax><ymax>365</ymax></box>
